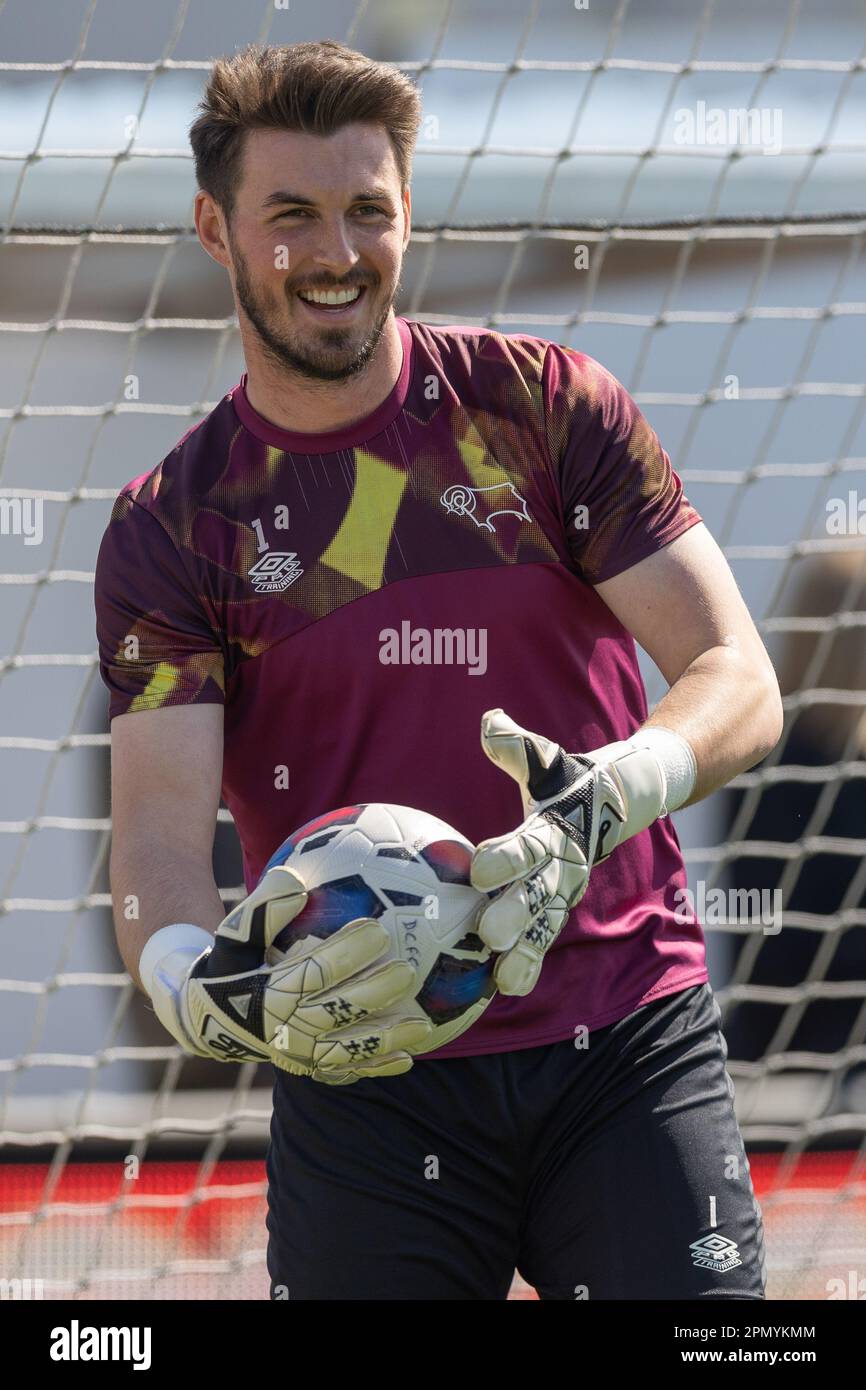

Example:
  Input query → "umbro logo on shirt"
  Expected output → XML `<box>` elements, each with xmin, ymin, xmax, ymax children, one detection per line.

<box><xmin>689</xmin><ymin>1233</ymin><xmax>743</xmax><ymax>1273</ymax></box>
<box><xmin>248</xmin><ymin>552</ymin><xmax>304</xmax><ymax>593</ymax></box>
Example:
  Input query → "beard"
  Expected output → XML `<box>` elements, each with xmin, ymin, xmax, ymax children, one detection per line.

<box><xmin>229</xmin><ymin>231</ymin><xmax>397</xmax><ymax>384</ymax></box>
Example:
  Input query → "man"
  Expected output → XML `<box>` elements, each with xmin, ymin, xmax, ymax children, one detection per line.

<box><xmin>95</xmin><ymin>40</ymin><xmax>782</xmax><ymax>1300</ymax></box>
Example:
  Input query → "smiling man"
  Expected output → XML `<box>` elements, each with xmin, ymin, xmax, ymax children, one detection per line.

<box><xmin>226</xmin><ymin>130</ymin><xmax>406</xmax><ymax>393</ymax></box>
<box><xmin>94</xmin><ymin>41</ymin><xmax>782</xmax><ymax>1300</ymax></box>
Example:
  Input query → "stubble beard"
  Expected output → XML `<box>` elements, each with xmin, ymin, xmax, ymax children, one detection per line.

<box><xmin>230</xmin><ymin>231</ymin><xmax>398</xmax><ymax>384</ymax></box>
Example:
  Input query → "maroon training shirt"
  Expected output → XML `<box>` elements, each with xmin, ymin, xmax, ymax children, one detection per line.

<box><xmin>94</xmin><ymin>315</ymin><xmax>707</xmax><ymax>1056</ymax></box>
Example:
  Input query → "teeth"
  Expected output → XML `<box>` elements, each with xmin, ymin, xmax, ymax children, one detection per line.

<box><xmin>299</xmin><ymin>287</ymin><xmax>361</xmax><ymax>306</ymax></box>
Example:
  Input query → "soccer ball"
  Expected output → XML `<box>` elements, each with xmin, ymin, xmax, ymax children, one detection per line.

<box><xmin>261</xmin><ymin>803</ymin><xmax>497</xmax><ymax>1052</ymax></box>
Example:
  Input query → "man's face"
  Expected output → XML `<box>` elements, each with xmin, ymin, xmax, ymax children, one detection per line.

<box><xmin>220</xmin><ymin>123</ymin><xmax>410</xmax><ymax>382</ymax></box>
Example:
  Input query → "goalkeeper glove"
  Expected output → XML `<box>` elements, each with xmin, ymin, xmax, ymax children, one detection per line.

<box><xmin>470</xmin><ymin>708</ymin><xmax>696</xmax><ymax>997</ymax></box>
<box><xmin>139</xmin><ymin>864</ymin><xmax>433</xmax><ymax>1084</ymax></box>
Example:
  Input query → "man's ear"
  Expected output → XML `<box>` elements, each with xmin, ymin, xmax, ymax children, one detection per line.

<box><xmin>194</xmin><ymin>189</ymin><xmax>231</xmax><ymax>270</ymax></box>
<box><xmin>402</xmin><ymin>184</ymin><xmax>412</xmax><ymax>253</ymax></box>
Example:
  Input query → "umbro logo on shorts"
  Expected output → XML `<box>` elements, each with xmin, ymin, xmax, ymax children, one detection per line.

<box><xmin>689</xmin><ymin>1233</ymin><xmax>743</xmax><ymax>1273</ymax></box>
<box><xmin>248</xmin><ymin>552</ymin><xmax>304</xmax><ymax>593</ymax></box>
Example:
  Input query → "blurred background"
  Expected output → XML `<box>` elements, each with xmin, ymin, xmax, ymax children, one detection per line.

<box><xmin>0</xmin><ymin>0</ymin><xmax>865</xmax><ymax>1300</ymax></box>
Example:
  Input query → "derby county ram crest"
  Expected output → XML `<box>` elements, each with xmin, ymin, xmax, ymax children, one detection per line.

<box><xmin>439</xmin><ymin>482</ymin><xmax>532</xmax><ymax>533</ymax></box>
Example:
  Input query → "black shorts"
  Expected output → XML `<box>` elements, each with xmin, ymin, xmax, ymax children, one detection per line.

<box><xmin>266</xmin><ymin>983</ymin><xmax>766</xmax><ymax>1300</ymax></box>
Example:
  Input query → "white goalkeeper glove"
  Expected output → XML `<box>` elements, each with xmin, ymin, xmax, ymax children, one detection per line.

<box><xmin>139</xmin><ymin>864</ymin><xmax>433</xmax><ymax>1085</ymax></box>
<box><xmin>470</xmin><ymin>708</ymin><xmax>696</xmax><ymax>997</ymax></box>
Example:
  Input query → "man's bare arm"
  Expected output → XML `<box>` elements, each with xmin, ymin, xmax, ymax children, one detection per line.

<box><xmin>109</xmin><ymin>704</ymin><xmax>226</xmax><ymax>990</ymax></box>
<box><xmin>108</xmin><ymin>701</ymin><xmax>424</xmax><ymax>1075</ymax></box>
<box><xmin>469</xmin><ymin>524</ymin><xmax>783</xmax><ymax>995</ymax></box>
<box><xmin>594</xmin><ymin>521</ymin><xmax>784</xmax><ymax>804</ymax></box>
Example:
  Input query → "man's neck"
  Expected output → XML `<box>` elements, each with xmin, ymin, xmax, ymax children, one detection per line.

<box><xmin>241</xmin><ymin>312</ymin><xmax>403</xmax><ymax>436</ymax></box>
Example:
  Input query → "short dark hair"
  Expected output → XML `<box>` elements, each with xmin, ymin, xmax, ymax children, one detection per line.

<box><xmin>190</xmin><ymin>40</ymin><xmax>422</xmax><ymax>218</ymax></box>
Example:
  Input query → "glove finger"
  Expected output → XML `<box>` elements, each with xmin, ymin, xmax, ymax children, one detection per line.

<box><xmin>272</xmin><ymin>916</ymin><xmax>391</xmax><ymax>994</ymax></box>
<box><xmin>493</xmin><ymin>936</ymin><xmax>547</xmax><ymax>998</ymax></box>
<box><xmin>476</xmin><ymin>860</ymin><xmax>563</xmax><ymax>950</ymax></box>
<box><xmin>476</xmin><ymin>886</ymin><xmax>530</xmax><ymax>952</ymax></box>
<box><xmin>267</xmin><ymin>1033</ymin><xmax>417</xmax><ymax>1082</ymax></box>
<box><xmin>314</xmin><ymin>1013</ymin><xmax>433</xmax><ymax>1070</ymax></box>
<box><xmin>470</xmin><ymin>824</ymin><xmax>551</xmax><ymax>892</ymax></box>
<box><xmin>493</xmin><ymin>886</ymin><xmax>575</xmax><ymax>996</ymax></box>
<box><xmin>204</xmin><ymin>865</ymin><xmax>308</xmax><ymax>978</ymax></box>
<box><xmin>312</xmin><ymin>1050</ymin><xmax>416</xmax><ymax>1086</ymax></box>
<box><xmin>269</xmin><ymin>955</ymin><xmax>416</xmax><ymax>1036</ymax></box>
<box><xmin>227</xmin><ymin>864</ymin><xmax>308</xmax><ymax>942</ymax></box>
<box><xmin>480</xmin><ymin>708</ymin><xmax>563</xmax><ymax>787</ymax></box>
<box><xmin>320</xmin><ymin>1007</ymin><xmax>432</xmax><ymax>1049</ymax></box>
<box><xmin>303</xmin><ymin>959</ymin><xmax>418</xmax><ymax>1031</ymax></box>
<box><xmin>480</xmin><ymin>709</ymin><xmax>582</xmax><ymax>814</ymax></box>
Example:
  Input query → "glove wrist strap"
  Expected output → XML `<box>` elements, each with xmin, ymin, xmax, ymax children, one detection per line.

<box><xmin>587</xmin><ymin>727</ymin><xmax>696</xmax><ymax>836</ymax></box>
<box><xmin>139</xmin><ymin>924</ymin><xmax>214</xmax><ymax>1056</ymax></box>
<box><xmin>139</xmin><ymin>923</ymin><xmax>213</xmax><ymax>996</ymax></box>
<box><xmin>637</xmin><ymin>726</ymin><xmax>697</xmax><ymax>813</ymax></box>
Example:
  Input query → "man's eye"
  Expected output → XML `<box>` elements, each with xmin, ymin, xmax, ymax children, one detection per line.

<box><xmin>356</xmin><ymin>205</ymin><xmax>385</xmax><ymax>216</ymax></box>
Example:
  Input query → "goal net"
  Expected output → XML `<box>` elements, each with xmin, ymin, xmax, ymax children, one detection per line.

<box><xmin>1</xmin><ymin>0</ymin><xmax>865</xmax><ymax>1301</ymax></box>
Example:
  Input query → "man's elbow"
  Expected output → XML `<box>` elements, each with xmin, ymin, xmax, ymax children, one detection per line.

<box><xmin>748</xmin><ymin>666</ymin><xmax>785</xmax><ymax>765</ymax></box>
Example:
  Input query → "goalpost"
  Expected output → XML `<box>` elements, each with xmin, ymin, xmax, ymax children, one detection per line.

<box><xmin>1</xmin><ymin>0</ymin><xmax>865</xmax><ymax>1300</ymax></box>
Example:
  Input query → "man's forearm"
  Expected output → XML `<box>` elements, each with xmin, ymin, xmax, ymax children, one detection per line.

<box><xmin>645</xmin><ymin>642</ymin><xmax>783</xmax><ymax>806</ymax></box>
<box><xmin>109</xmin><ymin>845</ymin><xmax>226</xmax><ymax>990</ymax></box>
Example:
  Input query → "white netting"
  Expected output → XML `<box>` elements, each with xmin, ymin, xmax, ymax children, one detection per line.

<box><xmin>1</xmin><ymin>0</ymin><xmax>865</xmax><ymax>1299</ymax></box>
